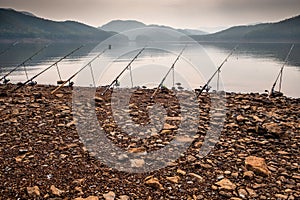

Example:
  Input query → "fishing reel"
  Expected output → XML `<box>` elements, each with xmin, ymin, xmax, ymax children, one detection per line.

<box><xmin>3</xmin><ymin>78</ymin><xmax>10</xmax><ymax>84</ymax></box>
<box><xmin>28</xmin><ymin>80</ymin><xmax>37</xmax><ymax>86</ymax></box>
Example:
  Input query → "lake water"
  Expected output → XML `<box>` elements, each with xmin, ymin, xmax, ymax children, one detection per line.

<box><xmin>0</xmin><ymin>42</ymin><xmax>299</xmax><ymax>97</ymax></box>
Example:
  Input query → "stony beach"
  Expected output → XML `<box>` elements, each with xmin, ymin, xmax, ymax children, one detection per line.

<box><xmin>0</xmin><ymin>84</ymin><xmax>299</xmax><ymax>200</ymax></box>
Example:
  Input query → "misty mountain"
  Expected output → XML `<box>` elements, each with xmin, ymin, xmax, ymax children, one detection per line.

<box><xmin>192</xmin><ymin>15</ymin><xmax>300</xmax><ymax>42</ymax></box>
<box><xmin>0</xmin><ymin>8</ymin><xmax>113</xmax><ymax>42</ymax></box>
<box><xmin>99</xmin><ymin>20</ymin><xmax>207</xmax><ymax>36</ymax></box>
<box><xmin>100</xmin><ymin>20</ymin><xmax>146</xmax><ymax>33</ymax></box>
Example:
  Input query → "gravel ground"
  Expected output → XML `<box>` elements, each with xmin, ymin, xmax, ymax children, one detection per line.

<box><xmin>0</xmin><ymin>84</ymin><xmax>299</xmax><ymax>200</ymax></box>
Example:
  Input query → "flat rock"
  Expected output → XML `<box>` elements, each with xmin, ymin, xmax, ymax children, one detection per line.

<box><xmin>166</xmin><ymin>176</ymin><xmax>180</xmax><ymax>184</ymax></box>
<box><xmin>27</xmin><ymin>186</ymin><xmax>40</xmax><ymax>196</ymax></box>
<box><xmin>245</xmin><ymin>156</ymin><xmax>271</xmax><ymax>177</ymax></box>
<box><xmin>50</xmin><ymin>185</ymin><xmax>64</xmax><ymax>196</ymax></box>
<box><xmin>145</xmin><ymin>177</ymin><xmax>164</xmax><ymax>190</ymax></box>
<box><xmin>262</xmin><ymin>122</ymin><xmax>285</xmax><ymax>137</ymax></box>
<box><xmin>215</xmin><ymin>178</ymin><xmax>236</xmax><ymax>191</ymax></box>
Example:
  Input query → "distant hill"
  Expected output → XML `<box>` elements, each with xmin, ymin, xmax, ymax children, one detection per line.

<box><xmin>99</xmin><ymin>20</ymin><xmax>207</xmax><ymax>36</ymax></box>
<box><xmin>0</xmin><ymin>8</ymin><xmax>113</xmax><ymax>42</ymax></box>
<box><xmin>192</xmin><ymin>15</ymin><xmax>300</xmax><ymax>42</ymax></box>
<box><xmin>100</xmin><ymin>20</ymin><xmax>146</xmax><ymax>33</ymax></box>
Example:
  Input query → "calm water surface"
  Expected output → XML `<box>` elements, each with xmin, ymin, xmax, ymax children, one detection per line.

<box><xmin>0</xmin><ymin>42</ymin><xmax>299</xmax><ymax>97</ymax></box>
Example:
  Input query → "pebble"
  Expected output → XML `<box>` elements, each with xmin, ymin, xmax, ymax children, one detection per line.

<box><xmin>145</xmin><ymin>177</ymin><xmax>164</xmax><ymax>190</ymax></box>
<box><xmin>177</xmin><ymin>169</ymin><xmax>187</xmax><ymax>175</ymax></box>
<box><xmin>215</xmin><ymin>178</ymin><xmax>236</xmax><ymax>191</ymax></box>
<box><xmin>26</xmin><ymin>186</ymin><xmax>40</xmax><ymax>196</ymax></box>
<box><xmin>188</xmin><ymin>173</ymin><xmax>203</xmax><ymax>182</ymax></box>
<box><xmin>130</xmin><ymin>159</ymin><xmax>145</xmax><ymax>168</ymax></box>
<box><xmin>74</xmin><ymin>196</ymin><xmax>99</xmax><ymax>200</ymax></box>
<box><xmin>103</xmin><ymin>191</ymin><xmax>116</xmax><ymax>200</ymax></box>
<box><xmin>50</xmin><ymin>185</ymin><xmax>64</xmax><ymax>196</ymax></box>
<box><xmin>166</xmin><ymin>176</ymin><xmax>180</xmax><ymax>184</ymax></box>
<box><xmin>243</xmin><ymin>171</ymin><xmax>254</xmax><ymax>179</ymax></box>
<box><xmin>238</xmin><ymin>188</ymin><xmax>247</xmax><ymax>198</ymax></box>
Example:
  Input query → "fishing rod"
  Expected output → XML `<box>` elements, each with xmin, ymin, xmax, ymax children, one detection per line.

<box><xmin>51</xmin><ymin>48</ymin><xmax>108</xmax><ymax>94</ymax></box>
<box><xmin>151</xmin><ymin>46</ymin><xmax>186</xmax><ymax>99</ymax></box>
<box><xmin>101</xmin><ymin>47</ymin><xmax>146</xmax><ymax>95</ymax></box>
<box><xmin>0</xmin><ymin>41</ymin><xmax>19</xmax><ymax>57</ymax></box>
<box><xmin>269</xmin><ymin>44</ymin><xmax>294</xmax><ymax>97</ymax></box>
<box><xmin>0</xmin><ymin>44</ymin><xmax>49</xmax><ymax>83</ymax></box>
<box><xmin>196</xmin><ymin>44</ymin><xmax>239</xmax><ymax>98</ymax></box>
<box><xmin>13</xmin><ymin>45</ymin><xmax>83</xmax><ymax>92</ymax></box>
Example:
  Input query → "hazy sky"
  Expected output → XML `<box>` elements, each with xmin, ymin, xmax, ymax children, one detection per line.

<box><xmin>0</xmin><ymin>0</ymin><xmax>299</xmax><ymax>32</ymax></box>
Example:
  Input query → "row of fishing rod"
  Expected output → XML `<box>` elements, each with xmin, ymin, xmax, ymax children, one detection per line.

<box><xmin>0</xmin><ymin>41</ymin><xmax>295</xmax><ymax>97</ymax></box>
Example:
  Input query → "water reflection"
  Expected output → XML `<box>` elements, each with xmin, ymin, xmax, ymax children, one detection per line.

<box><xmin>200</xmin><ymin>42</ymin><xmax>300</xmax><ymax>67</ymax></box>
<box><xmin>0</xmin><ymin>42</ymin><xmax>299</xmax><ymax>97</ymax></box>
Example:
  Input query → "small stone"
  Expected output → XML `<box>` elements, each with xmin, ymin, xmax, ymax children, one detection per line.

<box><xmin>74</xmin><ymin>196</ymin><xmax>99</xmax><ymax>200</ymax></box>
<box><xmin>275</xmin><ymin>194</ymin><xmax>288</xmax><ymax>199</ymax></box>
<box><xmin>50</xmin><ymin>185</ymin><xmax>64</xmax><ymax>196</ymax></box>
<box><xmin>75</xmin><ymin>186</ymin><xmax>83</xmax><ymax>195</ymax></box>
<box><xmin>194</xmin><ymin>141</ymin><xmax>203</xmax><ymax>147</ymax></box>
<box><xmin>177</xmin><ymin>169</ymin><xmax>186</xmax><ymax>175</ymax></box>
<box><xmin>119</xmin><ymin>195</ymin><xmax>130</xmax><ymax>200</ymax></box>
<box><xmin>163</xmin><ymin>123</ymin><xmax>177</xmax><ymax>130</ymax></box>
<box><xmin>217</xmin><ymin>175</ymin><xmax>224</xmax><ymax>180</ymax></box>
<box><xmin>73</xmin><ymin>178</ymin><xmax>85</xmax><ymax>184</ymax></box>
<box><xmin>130</xmin><ymin>159</ymin><xmax>145</xmax><ymax>168</ymax></box>
<box><xmin>243</xmin><ymin>171</ymin><xmax>255</xmax><ymax>179</ymax></box>
<box><xmin>160</xmin><ymin>129</ymin><xmax>172</xmax><ymax>134</ymax></box>
<box><xmin>27</xmin><ymin>186</ymin><xmax>40</xmax><ymax>196</ymax></box>
<box><xmin>236</xmin><ymin>115</ymin><xmax>246</xmax><ymax>122</ymax></box>
<box><xmin>30</xmin><ymin>103</ymin><xmax>40</xmax><ymax>108</ymax></box>
<box><xmin>215</xmin><ymin>178</ymin><xmax>236</xmax><ymax>191</ymax></box>
<box><xmin>187</xmin><ymin>155</ymin><xmax>197</xmax><ymax>162</ymax></box>
<box><xmin>128</xmin><ymin>147</ymin><xmax>146</xmax><ymax>153</ymax></box>
<box><xmin>231</xmin><ymin>172</ymin><xmax>239</xmax><ymax>178</ymax></box>
<box><xmin>55</xmin><ymin>94</ymin><xmax>64</xmax><ymax>98</ymax></box>
<box><xmin>94</xmin><ymin>96</ymin><xmax>104</xmax><ymax>102</ymax></box>
<box><xmin>292</xmin><ymin>175</ymin><xmax>300</xmax><ymax>180</ymax></box>
<box><xmin>245</xmin><ymin>156</ymin><xmax>271</xmax><ymax>176</ymax></box>
<box><xmin>278</xmin><ymin>151</ymin><xmax>289</xmax><ymax>155</ymax></box>
<box><xmin>246</xmin><ymin>187</ymin><xmax>257</xmax><ymax>198</ymax></box>
<box><xmin>238</xmin><ymin>188</ymin><xmax>247</xmax><ymax>198</ymax></box>
<box><xmin>19</xmin><ymin>148</ymin><xmax>28</xmax><ymax>154</ymax></box>
<box><xmin>252</xmin><ymin>183</ymin><xmax>266</xmax><ymax>189</ymax></box>
<box><xmin>230</xmin><ymin>198</ymin><xmax>242</xmax><ymax>200</ymax></box>
<box><xmin>224</xmin><ymin>171</ymin><xmax>231</xmax><ymax>175</ymax></box>
<box><xmin>219</xmin><ymin>190</ymin><xmax>233</xmax><ymax>198</ymax></box>
<box><xmin>165</xmin><ymin>116</ymin><xmax>182</xmax><ymax>121</ymax></box>
<box><xmin>251</xmin><ymin>115</ymin><xmax>263</xmax><ymax>122</ymax></box>
<box><xmin>103</xmin><ymin>191</ymin><xmax>116</xmax><ymax>200</ymax></box>
<box><xmin>188</xmin><ymin>173</ymin><xmax>203</xmax><ymax>181</ymax></box>
<box><xmin>15</xmin><ymin>154</ymin><xmax>26</xmax><ymax>162</ymax></box>
<box><xmin>211</xmin><ymin>185</ymin><xmax>218</xmax><ymax>190</ymax></box>
<box><xmin>262</xmin><ymin>122</ymin><xmax>284</xmax><ymax>137</ymax></box>
<box><xmin>166</xmin><ymin>176</ymin><xmax>180</xmax><ymax>184</ymax></box>
<box><xmin>145</xmin><ymin>177</ymin><xmax>164</xmax><ymax>190</ymax></box>
<box><xmin>175</xmin><ymin>136</ymin><xmax>194</xmax><ymax>143</ymax></box>
<box><xmin>66</xmin><ymin>120</ymin><xmax>76</xmax><ymax>127</ymax></box>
